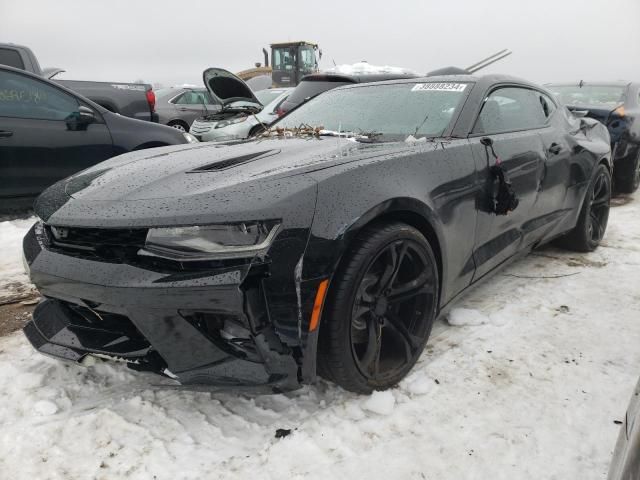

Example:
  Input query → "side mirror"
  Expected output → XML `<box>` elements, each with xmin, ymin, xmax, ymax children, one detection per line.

<box><xmin>66</xmin><ymin>105</ymin><xmax>96</xmax><ymax>131</ymax></box>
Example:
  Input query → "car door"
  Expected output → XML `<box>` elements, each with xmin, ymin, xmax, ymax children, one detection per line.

<box><xmin>172</xmin><ymin>90</ymin><xmax>211</xmax><ymax>127</ymax></box>
<box><xmin>533</xmin><ymin>92</ymin><xmax>575</xmax><ymax>226</ymax></box>
<box><xmin>0</xmin><ymin>69</ymin><xmax>113</xmax><ymax>199</ymax></box>
<box><xmin>468</xmin><ymin>86</ymin><xmax>547</xmax><ymax>280</ymax></box>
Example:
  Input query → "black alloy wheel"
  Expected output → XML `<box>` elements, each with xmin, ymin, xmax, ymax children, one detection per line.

<box><xmin>318</xmin><ymin>222</ymin><xmax>439</xmax><ymax>393</ymax></box>
<box><xmin>558</xmin><ymin>163</ymin><xmax>611</xmax><ymax>252</ymax></box>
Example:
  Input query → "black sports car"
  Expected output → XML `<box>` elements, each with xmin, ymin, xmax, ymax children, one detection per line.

<box><xmin>547</xmin><ymin>82</ymin><xmax>640</xmax><ymax>193</ymax></box>
<box><xmin>23</xmin><ymin>74</ymin><xmax>612</xmax><ymax>393</ymax></box>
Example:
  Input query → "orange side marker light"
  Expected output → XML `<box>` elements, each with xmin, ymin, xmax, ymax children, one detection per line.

<box><xmin>309</xmin><ymin>279</ymin><xmax>329</xmax><ymax>332</ymax></box>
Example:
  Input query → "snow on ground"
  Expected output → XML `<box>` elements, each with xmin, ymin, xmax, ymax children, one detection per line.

<box><xmin>1</xmin><ymin>194</ymin><xmax>639</xmax><ymax>479</ymax></box>
<box><xmin>0</xmin><ymin>216</ymin><xmax>37</xmax><ymax>303</ymax></box>
<box><xmin>325</xmin><ymin>61</ymin><xmax>417</xmax><ymax>76</ymax></box>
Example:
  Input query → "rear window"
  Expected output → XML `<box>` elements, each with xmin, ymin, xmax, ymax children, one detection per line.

<box><xmin>547</xmin><ymin>85</ymin><xmax>626</xmax><ymax>108</ymax></box>
<box><xmin>285</xmin><ymin>79</ymin><xmax>354</xmax><ymax>108</ymax></box>
<box><xmin>0</xmin><ymin>48</ymin><xmax>25</xmax><ymax>70</ymax></box>
<box><xmin>255</xmin><ymin>89</ymin><xmax>285</xmax><ymax>106</ymax></box>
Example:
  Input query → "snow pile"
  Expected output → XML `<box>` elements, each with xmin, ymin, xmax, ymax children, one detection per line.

<box><xmin>362</xmin><ymin>390</ymin><xmax>395</xmax><ymax>415</ymax></box>
<box><xmin>0</xmin><ymin>194</ymin><xmax>639</xmax><ymax>478</ymax></box>
<box><xmin>0</xmin><ymin>216</ymin><xmax>37</xmax><ymax>302</ymax></box>
<box><xmin>325</xmin><ymin>61</ymin><xmax>417</xmax><ymax>76</ymax></box>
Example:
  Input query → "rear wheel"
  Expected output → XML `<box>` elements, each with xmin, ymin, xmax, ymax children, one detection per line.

<box><xmin>614</xmin><ymin>149</ymin><xmax>640</xmax><ymax>194</ymax></box>
<box><xmin>168</xmin><ymin>121</ymin><xmax>189</xmax><ymax>132</ymax></box>
<box><xmin>557</xmin><ymin>163</ymin><xmax>611</xmax><ymax>252</ymax></box>
<box><xmin>318</xmin><ymin>222</ymin><xmax>439</xmax><ymax>393</ymax></box>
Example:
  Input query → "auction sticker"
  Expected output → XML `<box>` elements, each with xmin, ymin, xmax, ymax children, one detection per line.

<box><xmin>411</xmin><ymin>83</ymin><xmax>467</xmax><ymax>92</ymax></box>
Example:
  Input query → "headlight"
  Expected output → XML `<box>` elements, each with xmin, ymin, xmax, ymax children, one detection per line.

<box><xmin>139</xmin><ymin>221</ymin><xmax>281</xmax><ymax>261</ymax></box>
<box><xmin>215</xmin><ymin>116</ymin><xmax>248</xmax><ymax>129</ymax></box>
<box><xmin>183</xmin><ymin>132</ymin><xmax>199</xmax><ymax>143</ymax></box>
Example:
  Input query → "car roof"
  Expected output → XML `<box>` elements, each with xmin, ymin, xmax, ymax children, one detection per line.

<box><xmin>300</xmin><ymin>72</ymin><xmax>420</xmax><ymax>84</ymax></box>
<box><xmin>546</xmin><ymin>81</ymin><xmax>636</xmax><ymax>88</ymax></box>
<box><xmin>328</xmin><ymin>73</ymin><xmax>544</xmax><ymax>91</ymax></box>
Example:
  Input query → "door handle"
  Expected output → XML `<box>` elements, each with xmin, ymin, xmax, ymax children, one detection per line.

<box><xmin>0</xmin><ymin>130</ymin><xmax>13</xmax><ymax>138</ymax></box>
<box><xmin>548</xmin><ymin>143</ymin><xmax>562</xmax><ymax>155</ymax></box>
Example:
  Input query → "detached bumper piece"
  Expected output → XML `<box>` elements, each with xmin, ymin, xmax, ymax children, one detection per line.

<box><xmin>23</xmin><ymin>297</ymin><xmax>300</xmax><ymax>392</ymax></box>
<box><xmin>24</xmin><ymin>300</ymin><xmax>154</xmax><ymax>366</ymax></box>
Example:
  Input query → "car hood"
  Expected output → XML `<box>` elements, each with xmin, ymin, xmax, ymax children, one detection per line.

<box><xmin>203</xmin><ymin>68</ymin><xmax>261</xmax><ymax>108</ymax></box>
<box><xmin>35</xmin><ymin>138</ymin><xmax>420</xmax><ymax>228</ymax></box>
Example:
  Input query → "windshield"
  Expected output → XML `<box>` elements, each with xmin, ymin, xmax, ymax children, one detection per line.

<box><xmin>285</xmin><ymin>79</ymin><xmax>354</xmax><ymax>109</ymax></box>
<box><xmin>272</xmin><ymin>47</ymin><xmax>296</xmax><ymax>71</ymax></box>
<box><xmin>547</xmin><ymin>85</ymin><xmax>626</xmax><ymax>108</ymax></box>
<box><xmin>255</xmin><ymin>89</ymin><xmax>286</xmax><ymax>106</ymax></box>
<box><xmin>273</xmin><ymin>82</ymin><xmax>468</xmax><ymax>141</ymax></box>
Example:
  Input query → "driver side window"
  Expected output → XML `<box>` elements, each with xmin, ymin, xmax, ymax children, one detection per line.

<box><xmin>472</xmin><ymin>87</ymin><xmax>547</xmax><ymax>135</ymax></box>
<box><xmin>0</xmin><ymin>70</ymin><xmax>79</xmax><ymax>120</ymax></box>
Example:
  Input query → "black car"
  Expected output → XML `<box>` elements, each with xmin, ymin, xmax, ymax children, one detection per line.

<box><xmin>0</xmin><ymin>65</ymin><xmax>195</xmax><ymax>210</ymax></box>
<box><xmin>547</xmin><ymin>82</ymin><xmax>640</xmax><ymax>193</ymax></box>
<box><xmin>23</xmin><ymin>74</ymin><xmax>612</xmax><ymax>394</ymax></box>
<box><xmin>277</xmin><ymin>71</ymin><xmax>418</xmax><ymax>116</ymax></box>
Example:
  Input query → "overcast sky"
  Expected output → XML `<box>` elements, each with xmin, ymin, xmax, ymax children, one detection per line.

<box><xmin>2</xmin><ymin>0</ymin><xmax>639</xmax><ymax>87</ymax></box>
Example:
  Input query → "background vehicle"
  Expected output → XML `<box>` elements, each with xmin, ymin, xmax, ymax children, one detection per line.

<box><xmin>607</xmin><ymin>376</ymin><xmax>640</xmax><ymax>480</ymax></box>
<box><xmin>278</xmin><ymin>71</ymin><xmax>419</xmax><ymax>116</ymax></box>
<box><xmin>190</xmin><ymin>87</ymin><xmax>291</xmax><ymax>141</ymax></box>
<box><xmin>0</xmin><ymin>43</ymin><xmax>158</xmax><ymax>123</ymax></box>
<box><xmin>547</xmin><ymin>81</ymin><xmax>640</xmax><ymax>193</ymax></box>
<box><xmin>155</xmin><ymin>87</ymin><xmax>218</xmax><ymax>132</ymax></box>
<box><xmin>23</xmin><ymin>74</ymin><xmax>611</xmax><ymax>394</ymax></box>
<box><xmin>0</xmin><ymin>65</ymin><xmax>192</xmax><ymax>209</ymax></box>
<box><xmin>237</xmin><ymin>41</ymin><xmax>321</xmax><ymax>89</ymax></box>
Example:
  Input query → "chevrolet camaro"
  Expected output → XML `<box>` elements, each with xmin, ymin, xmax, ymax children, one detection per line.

<box><xmin>23</xmin><ymin>73</ymin><xmax>612</xmax><ymax>393</ymax></box>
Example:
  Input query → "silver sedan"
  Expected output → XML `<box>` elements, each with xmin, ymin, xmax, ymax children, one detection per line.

<box><xmin>155</xmin><ymin>87</ymin><xmax>219</xmax><ymax>132</ymax></box>
<box><xmin>190</xmin><ymin>88</ymin><xmax>291</xmax><ymax>142</ymax></box>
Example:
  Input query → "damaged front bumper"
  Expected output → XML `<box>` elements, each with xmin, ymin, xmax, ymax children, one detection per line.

<box><xmin>22</xmin><ymin>222</ymin><xmax>325</xmax><ymax>392</ymax></box>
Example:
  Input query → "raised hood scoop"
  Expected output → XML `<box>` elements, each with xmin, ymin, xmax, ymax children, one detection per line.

<box><xmin>203</xmin><ymin>68</ymin><xmax>261</xmax><ymax>108</ymax></box>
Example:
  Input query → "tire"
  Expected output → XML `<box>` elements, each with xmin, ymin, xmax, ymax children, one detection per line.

<box><xmin>248</xmin><ymin>124</ymin><xmax>266</xmax><ymax>137</ymax></box>
<box><xmin>613</xmin><ymin>149</ymin><xmax>640</xmax><ymax>194</ymax></box>
<box><xmin>168</xmin><ymin>121</ymin><xmax>188</xmax><ymax>132</ymax></box>
<box><xmin>557</xmin><ymin>163</ymin><xmax>611</xmax><ymax>252</ymax></box>
<box><xmin>317</xmin><ymin>222</ymin><xmax>439</xmax><ymax>393</ymax></box>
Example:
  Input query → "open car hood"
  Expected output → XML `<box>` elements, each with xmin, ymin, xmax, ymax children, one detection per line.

<box><xmin>202</xmin><ymin>68</ymin><xmax>261</xmax><ymax>108</ymax></box>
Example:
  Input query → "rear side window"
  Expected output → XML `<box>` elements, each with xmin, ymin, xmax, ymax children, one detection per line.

<box><xmin>286</xmin><ymin>80</ymin><xmax>353</xmax><ymax>107</ymax></box>
<box><xmin>0</xmin><ymin>70</ymin><xmax>79</xmax><ymax>120</ymax></box>
<box><xmin>472</xmin><ymin>87</ymin><xmax>547</xmax><ymax>134</ymax></box>
<box><xmin>0</xmin><ymin>48</ymin><xmax>25</xmax><ymax>69</ymax></box>
<box><xmin>174</xmin><ymin>90</ymin><xmax>214</xmax><ymax>105</ymax></box>
<box><xmin>537</xmin><ymin>93</ymin><xmax>557</xmax><ymax>120</ymax></box>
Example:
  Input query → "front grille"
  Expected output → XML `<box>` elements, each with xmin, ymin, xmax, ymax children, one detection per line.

<box><xmin>45</xmin><ymin>225</ymin><xmax>148</xmax><ymax>263</ymax></box>
<box><xmin>190</xmin><ymin>121</ymin><xmax>213</xmax><ymax>134</ymax></box>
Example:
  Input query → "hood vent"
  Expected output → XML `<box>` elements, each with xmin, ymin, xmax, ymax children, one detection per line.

<box><xmin>191</xmin><ymin>149</ymin><xmax>280</xmax><ymax>172</ymax></box>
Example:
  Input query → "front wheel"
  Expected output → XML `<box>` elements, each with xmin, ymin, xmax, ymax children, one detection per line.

<box><xmin>317</xmin><ymin>222</ymin><xmax>439</xmax><ymax>393</ymax></box>
<box><xmin>557</xmin><ymin>163</ymin><xmax>611</xmax><ymax>252</ymax></box>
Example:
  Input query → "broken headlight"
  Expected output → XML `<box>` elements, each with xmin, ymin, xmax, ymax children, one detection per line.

<box><xmin>139</xmin><ymin>221</ymin><xmax>281</xmax><ymax>261</ymax></box>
